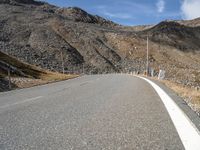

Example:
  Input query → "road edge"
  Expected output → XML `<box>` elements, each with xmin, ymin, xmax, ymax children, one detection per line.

<box><xmin>134</xmin><ymin>75</ymin><xmax>200</xmax><ymax>150</ymax></box>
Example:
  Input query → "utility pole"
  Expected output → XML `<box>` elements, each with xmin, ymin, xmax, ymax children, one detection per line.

<box><xmin>82</xmin><ymin>63</ymin><xmax>84</xmax><ymax>74</ymax></box>
<box><xmin>60</xmin><ymin>51</ymin><xmax>65</xmax><ymax>74</ymax></box>
<box><xmin>146</xmin><ymin>35</ymin><xmax>149</xmax><ymax>76</ymax></box>
<box><xmin>8</xmin><ymin>68</ymin><xmax>11</xmax><ymax>90</ymax></box>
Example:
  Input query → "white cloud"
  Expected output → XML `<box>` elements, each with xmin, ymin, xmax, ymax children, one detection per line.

<box><xmin>115</xmin><ymin>1</ymin><xmax>155</xmax><ymax>15</ymax></box>
<box><xmin>102</xmin><ymin>11</ymin><xmax>133</xmax><ymax>19</ymax></box>
<box><xmin>156</xmin><ymin>0</ymin><xmax>165</xmax><ymax>13</ymax></box>
<box><xmin>96</xmin><ymin>5</ymin><xmax>133</xmax><ymax>19</ymax></box>
<box><xmin>181</xmin><ymin>0</ymin><xmax>200</xmax><ymax>19</ymax></box>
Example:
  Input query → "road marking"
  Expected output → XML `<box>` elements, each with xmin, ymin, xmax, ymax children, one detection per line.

<box><xmin>138</xmin><ymin>76</ymin><xmax>200</xmax><ymax>150</ymax></box>
<box><xmin>79</xmin><ymin>78</ymin><xmax>100</xmax><ymax>86</ymax></box>
<box><xmin>80</xmin><ymin>82</ymin><xmax>89</xmax><ymax>86</ymax></box>
<box><xmin>0</xmin><ymin>96</ymin><xmax>43</xmax><ymax>109</ymax></box>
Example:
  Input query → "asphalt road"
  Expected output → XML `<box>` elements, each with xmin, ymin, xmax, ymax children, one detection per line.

<box><xmin>0</xmin><ymin>74</ymin><xmax>191</xmax><ymax>149</ymax></box>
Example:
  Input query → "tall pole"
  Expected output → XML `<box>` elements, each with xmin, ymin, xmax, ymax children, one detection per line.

<box><xmin>8</xmin><ymin>68</ymin><xmax>11</xmax><ymax>90</ymax></box>
<box><xmin>146</xmin><ymin>36</ymin><xmax>149</xmax><ymax>76</ymax></box>
<box><xmin>61</xmin><ymin>51</ymin><xmax>65</xmax><ymax>74</ymax></box>
<box><xmin>82</xmin><ymin>63</ymin><xmax>84</xmax><ymax>74</ymax></box>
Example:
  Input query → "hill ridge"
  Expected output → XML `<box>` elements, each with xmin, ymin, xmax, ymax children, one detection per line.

<box><xmin>0</xmin><ymin>0</ymin><xmax>200</xmax><ymax>88</ymax></box>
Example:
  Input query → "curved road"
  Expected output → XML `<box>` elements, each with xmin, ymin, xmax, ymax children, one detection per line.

<box><xmin>0</xmin><ymin>75</ymin><xmax>199</xmax><ymax>149</ymax></box>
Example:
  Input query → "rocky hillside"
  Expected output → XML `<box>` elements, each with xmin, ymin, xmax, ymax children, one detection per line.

<box><xmin>0</xmin><ymin>51</ymin><xmax>76</xmax><ymax>91</ymax></box>
<box><xmin>0</xmin><ymin>0</ymin><xmax>43</xmax><ymax>5</ymax></box>
<box><xmin>128</xmin><ymin>17</ymin><xmax>200</xmax><ymax>31</ymax></box>
<box><xmin>0</xmin><ymin>0</ymin><xmax>200</xmax><ymax>88</ymax></box>
<box><xmin>0</xmin><ymin>0</ymin><xmax>123</xmax><ymax>74</ymax></box>
<box><xmin>177</xmin><ymin>17</ymin><xmax>200</xmax><ymax>27</ymax></box>
<box><xmin>139</xmin><ymin>21</ymin><xmax>200</xmax><ymax>51</ymax></box>
<box><xmin>56</xmin><ymin>7</ymin><xmax>119</xmax><ymax>28</ymax></box>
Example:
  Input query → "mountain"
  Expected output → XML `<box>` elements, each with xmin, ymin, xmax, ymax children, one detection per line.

<box><xmin>129</xmin><ymin>17</ymin><xmax>200</xmax><ymax>32</ymax></box>
<box><xmin>0</xmin><ymin>0</ymin><xmax>200</xmax><ymax>88</ymax></box>
<box><xmin>56</xmin><ymin>7</ymin><xmax>119</xmax><ymax>27</ymax></box>
<box><xmin>139</xmin><ymin>21</ymin><xmax>200</xmax><ymax>51</ymax></box>
<box><xmin>0</xmin><ymin>0</ymin><xmax>44</xmax><ymax>5</ymax></box>
<box><xmin>177</xmin><ymin>17</ymin><xmax>200</xmax><ymax>27</ymax></box>
<box><xmin>0</xmin><ymin>51</ymin><xmax>75</xmax><ymax>91</ymax></box>
<box><xmin>0</xmin><ymin>0</ymin><xmax>122</xmax><ymax>74</ymax></box>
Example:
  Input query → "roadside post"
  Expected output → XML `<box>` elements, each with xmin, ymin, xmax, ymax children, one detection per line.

<box><xmin>82</xmin><ymin>63</ymin><xmax>84</xmax><ymax>74</ymax></box>
<box><xmin>60</xmin><ymin>51</ymin><xmax>65</xmax><ymax>74</ymax></box>
<box><xmin>151</xmin><ymin>68</ymin><xmax>154</xmax><ymax>77</ymax></box>
<box><xmin>8</xmin><ymin>68</ymin><xmax>11</xmax><ymax>90</ymax></box>
<box><xmin>146</xmin><ymin>35</ymin><xmax>149</xmax><ymax>76</ymax></box>
<box><xmin>158</xmin><ymin>70</ymin><xmax>165</xmax><ymax>80</ymax></box>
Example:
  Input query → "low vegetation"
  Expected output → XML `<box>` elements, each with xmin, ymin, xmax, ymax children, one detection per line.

<box><xmin>160</xmin><ymin>79</ymin><xmax>200</xmax><ymax>116</ymax></box>
<box><xmin>0</xmin><ymin>51</ymin><xmax>77</xmax><ymax>91</ymax></box>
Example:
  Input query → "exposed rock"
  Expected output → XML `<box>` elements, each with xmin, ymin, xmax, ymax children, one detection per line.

<box><xmin>55</xmin><ymin>7</ymin><xmax>119</xmax><ymax>27</ymax></box>
<box><xmin>139</xmin><ymin>21</ymin><xmax>200</xmax><ymax>51</ymax></box>
<box><xmin>177</xmin><ymin>17</ymin><xmax>200</xmax><ymax>27</ymax></box>
<box><xmin>0</xmin><ymin>0</ymin><xmax>44</xmax><ymax>5</ymax></box>
<box><xmin>0</xmin><ymin>0</ymin><xmax>200</xmax><ymax>88</ymax></box>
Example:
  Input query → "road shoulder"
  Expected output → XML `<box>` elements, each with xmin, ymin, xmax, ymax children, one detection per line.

<box><xmin>149</xmin><ymin>77</ymin><xmax>200</xmax><ymax>132</ymax></box>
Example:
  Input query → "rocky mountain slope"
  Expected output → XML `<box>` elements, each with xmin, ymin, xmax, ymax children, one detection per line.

<box><xmin>127</xmin><ymin>17</ymin><xmax>200</xmax><ymax>31</ymax></box>
<box><xmin>139</xmin><ymin>21</ymin><xmax>200</xmax><ymax>51</ymax></box>
<box><xmin>177</xmin><ymin>17</ymin><xmax>200</xmax><ymax>27</ymax></box>
<box><xmin>0</xmin><ymin>0</ymin><xmax>200</xmax><ymax>88</ymax></box>
<box><xmin>0</xmin><ymin>51</ymin><xmax>76</xmax><ymax>91</ymax></box>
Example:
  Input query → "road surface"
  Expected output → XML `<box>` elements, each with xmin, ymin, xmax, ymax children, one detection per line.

<box><xmin>0</xmin><ymin>74</ymin><xmax>199</xmax><ymax>149</ymax></box>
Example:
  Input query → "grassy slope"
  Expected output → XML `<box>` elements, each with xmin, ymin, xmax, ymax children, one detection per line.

<box><xmin>0</xmin><ymin>51</ymin><xmax>77</xmax><ymax>90</ymax></box>
<box><xmin>148</xmin><ymin>76</ymin><xmax>200</xmax><ymax>116</ymax></box>
<box><xmin>161</xmin><ymin>80</ymin><xmax>200</xmax><ymax>115</ymax></box>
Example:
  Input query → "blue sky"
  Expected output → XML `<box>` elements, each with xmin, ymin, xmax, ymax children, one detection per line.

<box><xmin>44</xmin><ymin>0</ymin><xmax>200</xmax><ymax>26</ymax></box>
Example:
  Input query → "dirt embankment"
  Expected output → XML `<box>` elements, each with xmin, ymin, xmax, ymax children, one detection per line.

<box><xmin>0</xmin><ymin>51</ymin><xmax>77</xmax><ymax>92</ymax></box>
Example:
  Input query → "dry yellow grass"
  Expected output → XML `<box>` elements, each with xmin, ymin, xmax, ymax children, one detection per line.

<box><xmin>160</xmin><ymin>79</ymin><xmax>200</xmax><ymax>114</ymax></box>
<box><xmin>12</xmin><ymin>73</ymin><xmax>78</xmax><ymax>89</ymax></box>
<box><xmin>0</xmin><ymin>51</ymin><xmax>78</xmax><ymax>90</ymax></box>
<box><xmin>39</xmin><ymin>71</ymin><xmax>78</xmax><ymax>82</ymax></box>
<box><xmin>139</xmin><ymin>74</ymin><xmax>200</xmax><ymax>114</ymax></box>
<box><xmin>0</xmin><ymin>51</ymin><xmax>78</xmax><ymax>80</ymax></box>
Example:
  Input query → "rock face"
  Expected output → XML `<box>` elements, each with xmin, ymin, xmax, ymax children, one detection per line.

<box><xmin>140</xmin><ymin>21</ymin><xmax>200</xmax><ymax>51</ymax></box>
<box><xmin>0</xmin><ymin>1</ymin><xmax>122</xmax><ymax>73</ymax></box>
<box><xmin>177</xmin><ymin>17</ymin><xmax>200</xmax><ymax>27</ymax></box>
<box><xmin>56</xmin><ymin>7</ymin><xmax>119</xmax><ymax>27</ymax></box>
<box><xmin>0</xmin><ymin>0</ymin><xmax>200</xmax><ymax>87</ymax></box>
<box><xmin>0</xmin><ymin>0</ymin><xmax>44</xmax><ymax>5</ymax></box>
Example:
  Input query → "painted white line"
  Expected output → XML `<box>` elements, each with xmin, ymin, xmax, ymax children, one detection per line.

<box><xmin>0</xmin><ymin>96</ymin><xmax>43</xmax><ymax>109</ymax></box>
<box><xmin>137</xmin><ymin>76</ymin><xmax>200</xmax><ymax>150</ymax></box>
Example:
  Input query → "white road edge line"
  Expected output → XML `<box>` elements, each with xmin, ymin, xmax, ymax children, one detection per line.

<box><xmin>137</xmin><ymin>76</ymin><xmax>200</xmax><ymax>150</ymax></box>
<box><xmin>0</xmin><ymin>96</ymin><xmax>43</xmax><ymax>109</ymax></box>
